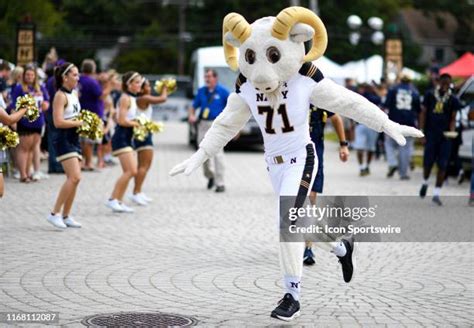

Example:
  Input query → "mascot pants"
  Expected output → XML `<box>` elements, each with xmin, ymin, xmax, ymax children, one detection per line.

<box><xmin>266</xmin><ymin>143</ymin><xmax>317</xmax><ymax>281</ymax></box>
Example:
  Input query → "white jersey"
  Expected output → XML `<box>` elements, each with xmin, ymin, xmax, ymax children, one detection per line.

<box><xmin>117</xmin><ymin>94</ymin><xmax>137</xmax><ymax>121</ymax></box>
<box><xmin>137</xmin><ymin>103</ymin><xmax>153</xmax><ymax>120</ymax></box>
<box><xmin>62</xmin><ymin>88</ymin><xmax>81</xmax><ymax>120</ymax></box>
<box><xmin>236</xmin><ymin>62</ymin><xmax>323</xmax><ymax>157</ymax></box>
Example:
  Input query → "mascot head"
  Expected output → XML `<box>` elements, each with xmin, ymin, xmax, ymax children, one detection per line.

<box><xmin>223</xmin><ymin>6</ymin><xmax>327</xmax><ymax>95</ymax></box>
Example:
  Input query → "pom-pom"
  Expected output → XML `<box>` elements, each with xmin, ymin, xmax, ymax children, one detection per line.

<box><xmin>154</xmin><ymin>78</ymin><xmax>177</xmax><ymax>95</ymax></box>
<box><xmin>133</xmin><ymin>115</ymin><xmax>164</xmax><ymax>142</ymax></box>
<box><xmin>0</xmin><ymin>126</ymin><xmax>20</xmax><ymax>150</ymax></box>
<box><xmin>15</xmin><ymin>95</ymin><xmax>39</xmax><ymax>122</ymax></box>
<box><xmin>76</xmin><ymin>110</ymin><xmax>104</xmax><ymax>140</ymax></box>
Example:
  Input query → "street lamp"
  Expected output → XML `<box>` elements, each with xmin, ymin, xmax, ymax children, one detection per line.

<box><xmin>346</xmin><ymin>15</ymin><xmax>385</xmax><ymax>82</ymax></box>
<box><xmin>347</xmin><ymin>15</ymin><xmax>384</xmax><ymax>46</ymax></box>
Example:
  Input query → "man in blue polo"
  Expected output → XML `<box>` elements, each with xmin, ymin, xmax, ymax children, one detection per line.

<box><xmin>383</xmin><ymin>71</ymin><xmax>421</xmax><ymax>180</ymax></box>
<box><xmin>188</xmin><ymin>69</ymin><xmax>229</xmax><ymax>192</ymax></box>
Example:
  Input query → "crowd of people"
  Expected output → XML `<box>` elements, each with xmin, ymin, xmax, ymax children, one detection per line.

<box><xmin>340</xmin><ymin>70</ymin><xmax>473</xmax><ymax>207</ymax></box>
<box><xmin>0</xmin><ymin>54</ymin><xmax>168</xmax><ymax>228</ymax></box>
<box><xmin>0</xmin><ymin>53</ymin><xmax>472</xmax><ymax>232</ymax></box>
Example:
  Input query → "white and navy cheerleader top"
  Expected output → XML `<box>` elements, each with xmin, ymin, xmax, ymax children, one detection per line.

<box><xmin>137</xmin><ymin>103</ymin><xmax>153</xmax><ymax>120</ymax></box>
<box><xmin>117</xmin><ymin>93</ymin><xmax>138</xmax><ymax>123</ymax></box>
<box><xmin>60</xmin><ymin>87</ymin><xmax>81</xmax><ymax>121</ymax></box>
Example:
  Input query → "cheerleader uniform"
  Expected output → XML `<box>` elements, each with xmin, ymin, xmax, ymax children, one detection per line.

<box><xmin>0</xmin><ymin>95</ymin><xmax>7</xmax><ymax>172</ymax></box>
<box><xmin>10</xmin><ymin>84</ymin><xmax>49</xmax><ymax>136</ymax></box>
<box><xmin>111</xmin><ymin>93</ymin><xmax>136</xmax><ymax>156</ymax></box>
<box><xmin>133</xmin><ymin>103</ymin><xmax>154</xmax><ymax>152</ymax></box>
<box><xmin>53</xmin><ymin>87</ymin><xmax>82</xmax><ymax>162</ymax></box>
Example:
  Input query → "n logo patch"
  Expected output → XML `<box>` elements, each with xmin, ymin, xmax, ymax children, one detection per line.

<box><xmin>290</xmin><ymin>282</ymin><xmax>300</xmax><ymax>288</ymax></box>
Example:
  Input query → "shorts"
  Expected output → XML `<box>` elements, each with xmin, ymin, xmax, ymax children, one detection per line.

<box><xmin>17</xmin><ymin>124</ymin><xmax>42</xmax><ymax>136</ymax></box>
<box><xmin>423</xmin><ymin>134</ymin><xmax>452</xmax><ymax>170</ymax></box>
<box><xmin>111</xmin><ymin>125</ymin><xmax>134</xmax><ymax>156</ymax></box>
<box><xmin>343</xmin><ymin>117</ymin><xmax>353</xmax><ymax>130</ymax></box>
<box><xmin>311</xmin><ymin>140</ymin><xmax>325</xmax><ymax>193</ymax></box>
<box><xmin>133</xmin><ymin>133</ymin><xmax>153</xmax><ymax>152</ymax></box>
<box><xmin>353</xmin><ymin>124</ymin><xmax>378</xmax><ymax>152</ymax></box>
<box><xmin>53</xmin><ymin>128</ymin><xmax>82</xmax><ymax>162</ymax></box>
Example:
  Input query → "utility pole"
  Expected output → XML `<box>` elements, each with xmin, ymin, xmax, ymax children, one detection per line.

<box><xmin>309</xmin><ymin>0</ymin><xmax>319</xmax><ymax>15</ymax></box>
<box><xmin>178</xmin><ymin>0</ymin><xmax>186</xmax><ymax>75</ymax></box>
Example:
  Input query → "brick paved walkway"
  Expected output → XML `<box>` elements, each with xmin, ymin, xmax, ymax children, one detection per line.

<box><xmin>0</xmin><ymin>123</ymin><xmax>472</xmax><ymax>327</ymax></box>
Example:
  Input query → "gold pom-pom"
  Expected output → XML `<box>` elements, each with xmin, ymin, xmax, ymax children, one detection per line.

<box><xmin>15</xmin><ymin>94</ymin><xmax>40</xmax><ymax>122</ymax></box>
<box><xmin>164</xmin><ymin>78</ymin><xmax>177</xmax><ymax>94</ymax></box>
<box><xmin>0</xmin><ymin>126</ymin><xmax>20</xmax><ymax>150</ymax></box>
<box><xmin>76</xmin><ymin>110</ymin><xmax>104</xmax><ymax>141</ymax></box>
<box><xmin>133</xmin><ymin>115</ymin><xmax>164</xmax><ymax>142</ymax></box>
<box><xmin>154</xmin><ymin>80</ymin><xmax>164</xmax><ymax>94</ymax></box>
<box><xmin>154</xmin><ymin>78</ymin><xmax>177</xmax><ymax>95</ymax></box>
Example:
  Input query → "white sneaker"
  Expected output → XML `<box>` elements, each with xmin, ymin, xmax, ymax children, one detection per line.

<box><xmin>38</xmin><ymin>171</ymin><xmax>50</xmax><ymax>180</ymax></box>
<box><xmin>32</xmin><ymin>172</ymin><xmax>42</xmax><ymax>181</ymax></box>
<box><xmin>64</xmin><ymin>216</ymin><xmax>82</xmax><ymax>228</ymax></box>
<box><xmin>106</xmin><ymin>199</ymin><xmax>125</xmax><ymax>212</ymax></box>
<box><xmin>120</xmin><ymin>203</ymin><xmax>135</xmax><ymax>213</ymax></box>
<box><xmin>13</xmin><ymin>170</ymin><xmax>20</xmax><ymax>180</ymax></box>
<box><xmin>129</xmin><ymin>193</ymin><xmax>148</xmax><ymax>206</ymax></box>
<box><xmin>139</xmin><ymin>192</ymin><xmax>153</xmax><ymax>202</ymax></box>
<box><xmin>47</xmin><ymin>213</ymin><xmax>67</xmax><ymax>229</ymax></box>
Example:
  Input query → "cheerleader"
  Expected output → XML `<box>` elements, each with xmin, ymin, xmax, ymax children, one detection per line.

<box><xmin>106</xmin><ymin>71</ymin><xmax>141</xmax><ymax>213</ymax></box>
<box><xmin>47</xmin><ymin>62</ymin><xmax>83</xmax><ymax>229</ymax></box>
<box><xmin>10</xmin><ymin>65</ymin><xmax>50</xmax><ymax>182</ymax></box>
<box><xmin>0</xmin><ymin>94</ymin><xmax>28</xmax><ymax>197</ymax></box>
<box><xmin>129</xmin><ymin>79</ymin><xmax>168</xmax><ymax>205</ymax></box>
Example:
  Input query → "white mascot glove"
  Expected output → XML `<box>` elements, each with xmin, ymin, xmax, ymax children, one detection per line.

<box><xmin>382</xmin><ymin>120</ymin><xmax>424</xmax><ymax>146</ymax></box>
<box><xmin>169</xmin><ymin>148</ymin><xmax>209</xmax><ymax>176</ymax></box>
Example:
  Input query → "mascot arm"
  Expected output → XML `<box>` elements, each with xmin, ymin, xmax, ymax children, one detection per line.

<box><xmin>199</xmin><ymin>93</ymin><xmax>252</xmax><ymax>156</ymax></box>
<box><xmin>310</xmin><ymin>78</ymin><xmax>423</xmax><ymax>145</ymax></box>
<box><xmin>169</xmin><ymin>93</ymin><xmax>251</xmax><ymax>176</ymax></box>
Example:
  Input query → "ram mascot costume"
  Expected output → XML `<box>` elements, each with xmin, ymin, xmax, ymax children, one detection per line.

<box><xmin>170</xmin><ymin>6</ymin><xmax>423</xmax><ymax>321</ymax></box>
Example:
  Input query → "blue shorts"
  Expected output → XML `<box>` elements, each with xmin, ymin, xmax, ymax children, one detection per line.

<box><xmin>54</xmin><ymin>128</ymin><xmax>82</xmax><ymax>162</ymax></box>
<box><xmin>112</xmin><ymin>125</ymin><xmax>134</xmax><ymax>156</ymax></box>
<box><xmin>423</xmin><ymin>134</ymin><xmax>452</xmax><ymax>170</ymax></box>
<box><xmin>133</xmin><ymin>133</ymin><xmax>153</xmax><ymax>152</ymax></box>
<box><xmin>353</xmin><ymin>124</ymin><xmax>378</xmax><ymax>152</ymax></box>
<box><xmin>311</xmin><ymin>140</ymin><xmax>324</xmax><ymax>193</ymax></box>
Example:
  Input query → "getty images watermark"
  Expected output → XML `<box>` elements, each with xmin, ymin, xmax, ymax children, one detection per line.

<box><xmin>279</xmin><ymin>196</ymin><xmax>473</xmax><ymax>242</ymax></box>
<box><xmin>287</xmin><ymin>203</ymin><xmax>401</xmax><ymax>235</ymax></box>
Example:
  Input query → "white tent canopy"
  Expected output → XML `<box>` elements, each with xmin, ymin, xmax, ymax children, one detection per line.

<box><xmin>340</xmin><ymin>55</ymin><xmax>422</xmax><ymax>84</ymax></box>
<box><xmin>312</xmin><ymin>56</ymin><xmax>347</xmax><ymax>85</ymax></box>
<box><xmin>342</xmin><ymin>55</ymin><xmax>384</xmax><ymax>84</ymax></box>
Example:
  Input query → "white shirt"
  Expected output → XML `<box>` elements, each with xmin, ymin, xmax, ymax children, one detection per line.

<box><xmin>137</xmin><ymin>103</ymin><xmax>153</xmax><ymax>120</ymax></box>
<box><xmin>62</xmin><ymin>88</ymin><xmax>81</xmax><ymax>120</ymax></box>
<box><xmin>0</xmin><ymin>93</ymin><xmax>6</xmax><ymax>112</ymax></box>
<box><xmin>236</xmin><ymin>63</ymin><xmax>322</xmax><ymax>156</ymax></box>
<box><xmin>117</xmin><ymin>94</ymin><xmax>137</xmax><ymax>121</ymax></box>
